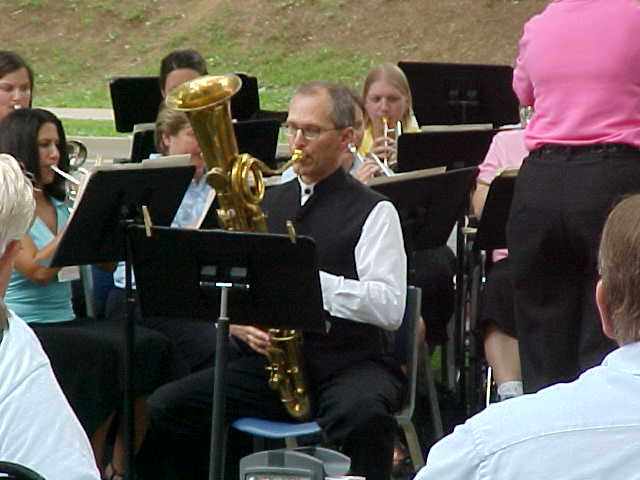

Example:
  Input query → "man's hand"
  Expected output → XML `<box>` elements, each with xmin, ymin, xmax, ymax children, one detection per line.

<box><xmin>230</xmin><ymin>324</ymin><xmax>271</xmax><ymax>356</ymax></box>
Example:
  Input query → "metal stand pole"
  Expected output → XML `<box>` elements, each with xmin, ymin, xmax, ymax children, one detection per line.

<box><xmin>124</xmin><ymin>227</ymin><xmax>136</xmax><ymax>480</ymax></box>
<box><xmin>209</xmin><ymin>286</ymin><xmax>230</xmax><ymax>480</ymax></box>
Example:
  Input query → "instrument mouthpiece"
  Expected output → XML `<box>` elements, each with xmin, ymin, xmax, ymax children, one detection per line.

<box><xmin>291</xmin><ymin>149</ymin><xmax>304</xmax><ymax>163</ymax></box>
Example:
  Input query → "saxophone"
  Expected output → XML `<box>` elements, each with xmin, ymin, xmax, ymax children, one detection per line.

<box><xmin>166</xmin><ymin>73</ymin><xmax>311</xmax><ymax>419</ymax></box>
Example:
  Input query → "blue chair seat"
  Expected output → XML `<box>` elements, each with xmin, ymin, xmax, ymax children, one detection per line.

<box><xmin>231</xmin><ymin>418</ymin><xmax>321</xmax><ymax>439</ymax></box>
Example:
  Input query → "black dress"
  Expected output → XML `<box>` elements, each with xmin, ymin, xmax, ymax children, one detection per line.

<box><xmin>31</xmin><ymin>317</ymin><xmax>178</xmax><ymax>435</ymax></box>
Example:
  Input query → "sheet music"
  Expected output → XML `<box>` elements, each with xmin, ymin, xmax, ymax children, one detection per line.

<box><xmin>365</xmin><ymin>166</ymin><xmax>446</xmax><ymax>187</ymax></box>
<box><xmin>66</xmin><ymin>155</ymin><xmax>192</xmax><ymax>226</ymax></box>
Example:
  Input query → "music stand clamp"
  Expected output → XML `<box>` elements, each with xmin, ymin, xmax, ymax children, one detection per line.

<box><xmin>128</xmin><ymin>226</ymin><xmax>325</xmax><ymax>480</ymax></box>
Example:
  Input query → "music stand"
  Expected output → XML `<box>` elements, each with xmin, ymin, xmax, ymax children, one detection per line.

<box><xmin>475</xmin><ymin>171</ymin><xmax>518</xmax><ymax>251</ymax></box>
<box><xmin>110</xmin><ymin>76</ymin><xmax>163</xmax><ymax>133</ymax></box>
<box><xmin>109</xmin><ymin>73</ymin><xmax>262</xmax><ymax>133</ymax></box>
<box><xmin>49</xmin><ymin>165</ymin><xmax>194</xmax><ymax>480</ymax></box>
<box><xmin>370</xmin><ymin>167</ymin><xmax>478</xmax><ymax>256</ymax></box>
<box><xmin>127</xmin><ymin>226</ymin><xmax>325</xmax><ymax>480</ymax></box>
<box><xmin>231</xmin><ymin>73</ymin><xmax>260</xmax><ymax>120</ymax></box>
<box><xmin>397</xmin><ymin>129</ymin><xmax>496</xmax><ymax>172</ymax></box>
<box><xmin>234</xmin><ymin>118</ymin><xmax>280</xmax><ymax>169</ymax></box>
<box><xmin>371</xmin><ymin>167</ymin><xmax>478</xmax><ymax>401</ymax></box>
<box><xmin>398</xmin><ymin>61</ymin><xmax>519</xmax><ymax>127</ymax></box>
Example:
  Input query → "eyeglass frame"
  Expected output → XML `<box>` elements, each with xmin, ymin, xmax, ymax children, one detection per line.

<box><xmin>281</xmin><ymin>123</ymin><xmax>346</xmax><ymax>142</ymax></box>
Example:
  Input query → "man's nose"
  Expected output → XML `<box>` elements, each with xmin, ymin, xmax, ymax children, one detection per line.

<box><xmin>291</xmin><ymin>128</ymin><xmax>307</xmax><ymax>149</ymax></box>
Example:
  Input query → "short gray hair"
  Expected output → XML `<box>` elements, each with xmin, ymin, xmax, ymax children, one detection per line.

<box><xmin>294</xmin><ymin>81</ymin><xmax>357</xmax><ymax>130</ymax></box>
<box><xmin>0</xmin><ymin>154</ymin><xmax>35</xmax><ymax>328</ymax></box>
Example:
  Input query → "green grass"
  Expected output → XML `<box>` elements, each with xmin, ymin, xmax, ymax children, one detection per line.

<box><xmin>59</xmin><ymin>119</ymin><xmax>128</xmax><ymax>137</ymax></box>
<box><xmin>8</xmin><ymin>0</ymin><xmax>378</xmax><ymax>137</ymax></box>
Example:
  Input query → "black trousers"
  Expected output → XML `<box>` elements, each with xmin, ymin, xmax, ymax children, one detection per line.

<box><xmin>507</xmin><ymin>145</ymin><xmax>640</xmax><ymax>393</ymax></box>
<box><xmin>106</xmin><ymin>288</ymin><xmax>218</xmax><ymax>374</ymax></box>
<box><xmin>479</xmin><ymin>258</ymin><xmax>516</xmax><ymax>338</ymax></box>
<box><xmin>32</xmin><ymin>318</ymin><xmax>177</xmax><ymax>435</ymax></box>
<box><xmin>412</xmin><ymin>246</ymin><xmax>456</xmax><ymax>348</ymax></box>
<box><xmin>147</xmin><ymin>352</ymin><xmax>405</xmax><ymax>480</ymax></box>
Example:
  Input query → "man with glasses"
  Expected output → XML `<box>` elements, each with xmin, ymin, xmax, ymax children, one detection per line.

<box><xmin>279</xmin><ymin>86</ymin><xmax>366</xmax><ymax>183</ymax></box>
<box><xmin>148</xmin><ymin>82</ymin><xmax>407</xmax><ymax>480</ymax></box>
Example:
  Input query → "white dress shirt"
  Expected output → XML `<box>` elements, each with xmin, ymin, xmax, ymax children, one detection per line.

<box><xmin>416</xmin><ymin>341</ymin><xmax>640</xmax><ymax>480</ymax></box>
<box><xmin>297</xmin><ymin>176</ymin><xmax>407</xmax><ymax>331</ymax></box>
<box><xmin>0</xmin><ymin>311</ymin><xmax>100</xmax><ymax>480</ymax></box>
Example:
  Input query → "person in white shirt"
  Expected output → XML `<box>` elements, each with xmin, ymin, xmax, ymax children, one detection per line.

<box><xmin>416</xmin><ymin>192</ymin><xmax>640</xmax><ymax>480</ymax></box>
<box><xmin>0</xmin><ymin>153</ymin><xmax>100</xmax><ymax>480</ymax></box>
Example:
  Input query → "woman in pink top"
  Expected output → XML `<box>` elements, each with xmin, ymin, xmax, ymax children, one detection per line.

<box><xmin>507</xmin><ymin>0</ymin><xmax>640</xmax><ymax>394</ymax></box>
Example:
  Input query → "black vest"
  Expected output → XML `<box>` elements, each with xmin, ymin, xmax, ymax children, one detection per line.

<box><xmin>263</xmin><ymin>168</ymin><xmax>392</xmax><ymax>380</ymax></box>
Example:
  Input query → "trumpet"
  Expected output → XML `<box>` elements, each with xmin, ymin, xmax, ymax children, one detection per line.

<box><xmin>50</xmin><ymin>140</ymin><xmax>91</xmax><ymax>211</ymax></box>
<box><xmin>50</xmin><ymin>164</ymin><xmax>85</xmax><ymax>211</ymax></box>
<box><xmin>368</xmin><ymin>150</ymin><xmax>395</xmax><ymax>177</ymax></box>
<box><xmin>67</xmin><ymin>140</ymin><xmax>88</xmax><ymax>171</ymax></box>
<box><xmin>382</xmin><ymin>116</ymin><xmax>402</xmax><ymax>163</ymax></box>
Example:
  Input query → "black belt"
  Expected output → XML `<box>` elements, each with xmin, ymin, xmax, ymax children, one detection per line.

<box><xmin>530</xmin><ymin>143</ymin><xmax>640</xmax><ymax>157</ymax></box>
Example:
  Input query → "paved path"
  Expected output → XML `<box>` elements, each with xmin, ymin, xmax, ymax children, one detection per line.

<box><xmin>39</xmin><ymin>107</ymin><xmax>114</xmax><ymax>121</ymax></box>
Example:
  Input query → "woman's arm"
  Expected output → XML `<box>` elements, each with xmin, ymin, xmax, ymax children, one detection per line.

<box><xmin>13</xmin><ymin>233</ymin><xmax>63</xmax><ymax>286</ymax></box>
<box><xmin>471</xmin><ymin>180</ymin><xmax>490</xmax><ymax>219</ymax></box>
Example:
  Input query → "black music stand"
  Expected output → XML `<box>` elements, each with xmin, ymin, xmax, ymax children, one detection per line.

<box><xmin>110</xmin><ymin>76</ymin><xmax>164</xmax><ymax>133</ymax></box>
<box><xmin>234</xmin><ymin>118</ymin><xmax>280</xmax><ymax>169</ymax></box>
<box><xmin>397</xmin><ymin>129</ymin><xmax>497</xmax><ymax>172</ymax></box>
<box><xmin>370</xmin><ymin>167</ymin><xmax>478</xmax><ymax>257</ymax></box>
<box><xmin>475</xmin><ymin>172</ymin><xmax>517</xmax><ymax>251</ymax></box>
<box><xmin>371</xmin><ymin>167</ymin><xmax>478</xmax><ymax>402</ymax></box>
<box><xmin>127</xmin><ymin>226</ymin><xmax>325</xmax><ymax>480</ymax></box>
<box><xmin>466</xmin><ymin>171</ymin><xmax>517</xmax><ymax>413</ymax></box>
<box><xmin>398</xmin><ymin>62</ymin><xmax>519</xmax><ymax>127</ymax></box>
<box><xmin>109</xmin><ymin>73</ymin><xmax>263</xmax><ymax>133</ymax></box>
<box><xmin>49</xmin><ymin>165</ymin><xmax>194</xmax><ymax>480</ymax></box>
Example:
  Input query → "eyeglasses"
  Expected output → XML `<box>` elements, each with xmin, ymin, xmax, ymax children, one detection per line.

<box><xmin>281</xmin><ymin>124</ymin><xmax>340</xmax><ymax>142</ymax></box>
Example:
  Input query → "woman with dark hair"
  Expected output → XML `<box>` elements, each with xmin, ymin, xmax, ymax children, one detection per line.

<box><xmin>159</xmin><ymin>49</ymin><xmax>208</xmax><ymax>97</ymax></box>
<box><xmin>0</xmin><ymin>51</ymin><xmax>33</xmax><ymax>122</ymax></box>
<box><xmin>0</xmin><ymin>108</ymin><xmax>176</xmax><ymax>480</ymax></box>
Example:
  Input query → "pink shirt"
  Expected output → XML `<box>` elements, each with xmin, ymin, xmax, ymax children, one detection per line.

<box><xmin>478</xmin><ymin>129</ymin><xmax>527</xmax><ymax>262</ymax></box>
<box><xmin>513</xmin><ymin>0</ymin><xmax>640</xmax><ymax>151</ymax></box>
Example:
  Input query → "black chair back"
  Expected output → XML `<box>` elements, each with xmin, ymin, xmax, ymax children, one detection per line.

<box><xmin>0</xmin><ymin>462</ymin><xmax>45</xmax><ymax>480</ymax></box>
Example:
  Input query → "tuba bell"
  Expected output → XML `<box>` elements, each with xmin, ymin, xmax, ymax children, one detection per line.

<box><xmin>166</xmin><ymin>74</ymin><xmax>311</xmax><ymax>419</ymax></box>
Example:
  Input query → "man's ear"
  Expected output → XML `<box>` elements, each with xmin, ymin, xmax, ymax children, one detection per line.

<box><xmin>340</xmin><ymin>126</ymin><xmax>354</xmax><ymax>150</ymax></box>
<box><xmin>596</xmin><ymin>279</ymin><xmax>616</xmax><ymax>340</ymax></box>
